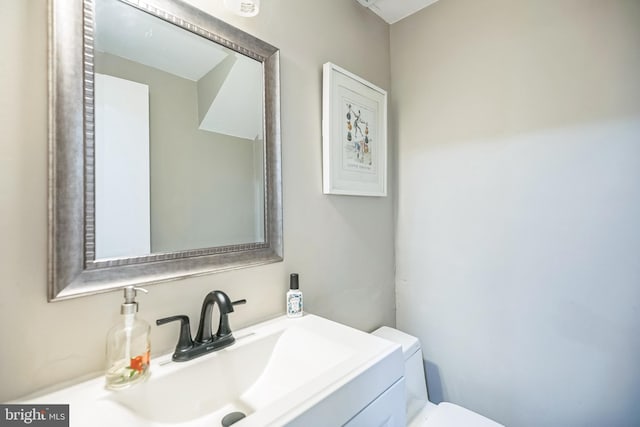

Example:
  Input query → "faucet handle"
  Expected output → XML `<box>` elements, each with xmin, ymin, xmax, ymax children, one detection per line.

<box><xmin>232</xmin><ymin>299</ymin><xmax>247</xmax><ymax>307</ymax></box>
<box><xmin>156</xmin><ymin>315</ymin><xmax>194</xmax><ymax>358</ymax></box>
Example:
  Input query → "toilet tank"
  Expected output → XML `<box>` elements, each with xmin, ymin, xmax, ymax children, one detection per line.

<box><xmin>372</xmin><ymin>327</ymin><xmax>429</xmax><ymax>422</ymax></box>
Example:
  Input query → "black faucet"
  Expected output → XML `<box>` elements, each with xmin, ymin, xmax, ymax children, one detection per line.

<box><xmin>157</xmin><ymin>290</ymin><xmax>246</xmax><ymax>362</ymax></box>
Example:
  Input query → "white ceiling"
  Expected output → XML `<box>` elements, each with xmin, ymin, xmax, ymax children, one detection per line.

<box><xmin>359</xmin><ymin>0</ymin><xmax>441</xmax><ymax>24</ymax></box>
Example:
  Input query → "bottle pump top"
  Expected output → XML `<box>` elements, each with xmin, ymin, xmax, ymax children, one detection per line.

<box><xmin>121</xmin><ymin>286</ymin><xmax>148</xmax><ymax>315</ymax></box>
<box><xmin>290</xmin><ymin>273</ymin><xmax>299</xmax><ymax>290</ymax></box>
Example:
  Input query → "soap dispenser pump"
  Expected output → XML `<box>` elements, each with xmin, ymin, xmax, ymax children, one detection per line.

<box><xmin>105</xmin><ymin>286</ymin><xmax>151</xmax><ymax>390</ymax></box>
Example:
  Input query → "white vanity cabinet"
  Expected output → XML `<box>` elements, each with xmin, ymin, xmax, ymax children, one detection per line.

<box><xmin>284</xmin><ymin>331</ymin><xmax>406</xmax><ymax>427</ymax></box>
<box><xmin>284</xmin><ymin>377</ymin><xmax>406</xmax><ymax>427</ymax></box>
<box><xmin>343</xmin><ymin>378</ymin><xmax>406</xmax><ymax>427</ymax></box>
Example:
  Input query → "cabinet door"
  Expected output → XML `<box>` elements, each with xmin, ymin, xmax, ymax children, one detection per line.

<box><xmin>344</xmin><ymin>378</ymin><xmax>406</xmax><ymax>427</ymax></box>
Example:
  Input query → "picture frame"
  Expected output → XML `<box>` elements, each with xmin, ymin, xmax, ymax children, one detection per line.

<box><xmin>322</xmin><ymin>62</ymin><xmax>388</xmax><ymax>197</ymax></box>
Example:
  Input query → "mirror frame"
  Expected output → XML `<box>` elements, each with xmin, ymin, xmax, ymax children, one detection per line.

<box><xmin>48</xmin><ymin>0</ymin><xmax>283</xmax><ymax>301</ymax></box>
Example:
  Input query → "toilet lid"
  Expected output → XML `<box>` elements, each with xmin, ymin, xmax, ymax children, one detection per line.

<box><xmin>424</xmin><ymin>403</ymin><xmax>503</xmax><ymax>427</ymax></box>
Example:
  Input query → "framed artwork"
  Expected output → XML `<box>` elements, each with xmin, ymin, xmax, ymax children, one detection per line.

<box><xmin>322</xmin><ymin>62</ymin><xmax>387</xmax><ymax>197</ymax></box>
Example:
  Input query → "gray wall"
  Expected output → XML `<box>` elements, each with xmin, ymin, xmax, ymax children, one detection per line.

<box><xmin>0</xmin><ymin>0</ymin><xmax>393</xmax><ymax>402</ymax></box>
<box><xmin>392</xmin><ymin>0</ymin><xmax>640</xmax><ymax>426</ymax></box>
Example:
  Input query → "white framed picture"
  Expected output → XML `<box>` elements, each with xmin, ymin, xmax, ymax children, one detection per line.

<box><xmin>322</xmin><ymin>62</ymin><xmax>387</xmax><ymax>197</ymax></box>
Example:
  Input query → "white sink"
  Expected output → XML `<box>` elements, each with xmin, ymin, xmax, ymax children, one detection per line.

<box><xmin>19</xmin><ymin>314</ymin><xmax>403</xmax><ymax>427</ymax></box>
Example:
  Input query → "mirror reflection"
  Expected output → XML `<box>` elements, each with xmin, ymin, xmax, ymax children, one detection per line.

<box><xmin>93</xmin><ymin>0</ymin><xmax>265</xmax><ymax>259</ymax></box>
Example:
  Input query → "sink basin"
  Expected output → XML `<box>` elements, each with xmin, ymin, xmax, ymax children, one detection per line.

<box><xmin>19</xmin><ymin>314</ymin><xmax>403</xmax><ymax>426</ymax></box>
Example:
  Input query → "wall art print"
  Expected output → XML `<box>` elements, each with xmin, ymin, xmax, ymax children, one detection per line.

<box><xmin>343</xmin><ymin>102</ymin><xmax>374</xmax><ymax>172</ymax></box>
<box><xmin>322</xmin><ymin>62</ymin><xmax>387</xmax><ymax>197</ymax></box>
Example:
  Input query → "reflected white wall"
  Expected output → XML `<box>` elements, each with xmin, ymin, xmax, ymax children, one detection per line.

<box><xmin>95</xmin><ymin>73</ymin><xmax>151</xmax><ymax>258</ymax></box>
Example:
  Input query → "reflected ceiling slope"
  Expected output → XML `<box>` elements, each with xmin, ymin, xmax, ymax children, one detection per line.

<box><xmin>95</xmin><ymin>0</ymin><xmax>228</xmax><ymax>80</ymax></box>
<box><xmin>95</xmin><ymin>0</ymin><xmax>263</xmax><ymax>141</ymax></box>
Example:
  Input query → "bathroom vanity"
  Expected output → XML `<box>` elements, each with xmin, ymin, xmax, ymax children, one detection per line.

<box><xmin>19</xmin><ymin>315</ymin><xmax>406</xmax><ymax>427</ymax></box>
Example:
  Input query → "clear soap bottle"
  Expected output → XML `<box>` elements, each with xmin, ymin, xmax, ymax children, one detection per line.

<box><xmin>286</xmin><ymin>273</ymin><xmax>303</xmax><ymax>318</ymax></box>
<box><xmin>105</xmin><ymin>286</ymin><xmax>151</xmax><ymax>390</ymax></box>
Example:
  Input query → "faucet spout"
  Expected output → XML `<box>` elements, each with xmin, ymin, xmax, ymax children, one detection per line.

<box><xmin>194</xmin><ymin>290</ymin><xmax>243</xmax><ymax>343</ymax></box>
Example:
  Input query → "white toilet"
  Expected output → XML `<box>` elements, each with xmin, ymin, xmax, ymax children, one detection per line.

<box><xmin>372</xmin><ymin>327</ymin><xmax>504</xmax><ymax>427</ymax></box>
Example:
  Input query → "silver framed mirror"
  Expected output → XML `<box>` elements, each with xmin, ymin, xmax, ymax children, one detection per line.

<box><xmin>48</xmin><ymin>0</ymin><xmax>282</xmax><ymax>301</ymax></box>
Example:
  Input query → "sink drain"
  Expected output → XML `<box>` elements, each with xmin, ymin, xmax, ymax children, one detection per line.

<box><xmin>221</xmin><ymin>411</ymin><xmax>246</xmax><ymax>427</ymax></box>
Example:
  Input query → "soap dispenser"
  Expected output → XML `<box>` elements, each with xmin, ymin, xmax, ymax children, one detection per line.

<box><xmin>105</xmin><ymin>286</ymin><xmax>151</xmax><ymax>390</ymax></box>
